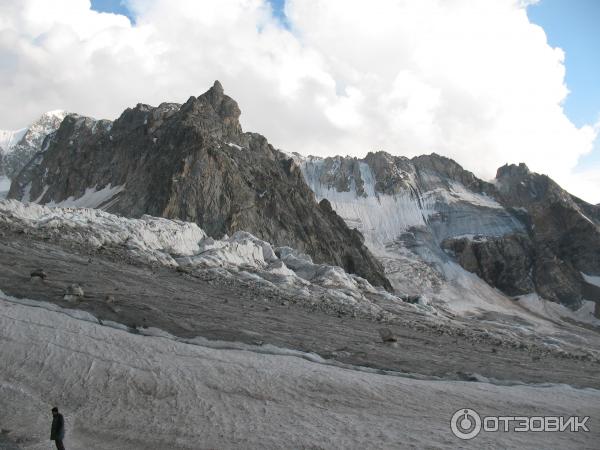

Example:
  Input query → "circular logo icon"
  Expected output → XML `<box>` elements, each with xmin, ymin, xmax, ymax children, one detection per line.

<box><xmin>451</xmin><ymin>408</ymin><xmax>482</xmax><ymax>440</ymax></box>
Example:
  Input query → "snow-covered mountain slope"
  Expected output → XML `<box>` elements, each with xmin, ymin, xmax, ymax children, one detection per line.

<box><xmin>1</xmin><ymin>293</ymin><xmax>599</xmax><ymax>450</ymax></box>
<box><xmin>300</xmin><ymin>153</ymin><xmax>522</xmax><ymax>247</ymax></box>
<box><xmin>0</xmin><ymin>110</ymin><xmax>67</xmax><ymax>179</ymax></box>
<box><xmin>0</xmin><ymin>128</ymin><xmax>27</xmax><ymax>151</ymax></box>
<box><xmin>298</xmin><ymin>152</ymin><xmax>600</xmax><ymax>315</ymax></box>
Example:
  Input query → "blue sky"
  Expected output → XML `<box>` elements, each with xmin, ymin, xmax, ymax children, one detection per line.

<box><xmin>90</xmin><ymin>0</ymin><xmax>134</xmax><ymax>20</ymax></box>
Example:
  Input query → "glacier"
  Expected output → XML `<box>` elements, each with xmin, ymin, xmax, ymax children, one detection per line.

<box><xmin>1</xmin><ymin>198</ymin><xmax>598</xmax><ymax>354</ymax></box>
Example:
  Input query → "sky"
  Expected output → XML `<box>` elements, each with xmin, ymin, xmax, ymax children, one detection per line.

<box><xmin>1</xmin><ymin>0</ymin><xmax>599</xmax><ymax>203</ymax></box>
<box><xmin>528</xmin><ymin>0</ymin><xmax>600</xmax><ymax>172</ymax></box>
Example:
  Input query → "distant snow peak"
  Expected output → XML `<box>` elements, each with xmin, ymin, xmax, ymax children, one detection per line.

<box><xmin>1</xmin><ymin>110</ymin><xmax>69</xmax><ymax>178</ymax></box>
<box><xmin>42</xmin><ymin>109</ymin><xmax>67</xmax><ymax>119</ymax></box>
<box><xmin>0</xmin><ymin>176</ymin><xmax>10</xmax><ymax>199</ymax></box>
<box><xmin>0</xmin><ymin>128</ymin><xmax>27</xmax><ymax>151</ymax></box>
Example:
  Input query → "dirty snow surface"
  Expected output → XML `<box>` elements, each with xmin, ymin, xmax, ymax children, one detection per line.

<box><xmin>1</xmin><ymin>294</ymin><xmax>599</xmax><ymax>450</ymax></box>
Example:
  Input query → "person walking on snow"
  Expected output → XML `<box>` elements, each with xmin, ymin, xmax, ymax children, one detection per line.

<box><xmin>50</xmin><ymin>407</ymin><xmax>65</xmax><ymax>450</ymax></box>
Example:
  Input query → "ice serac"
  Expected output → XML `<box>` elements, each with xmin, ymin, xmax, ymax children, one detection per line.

<box><xmin>299</xmin><ymin>151</ymin><xmax>600</xmax><ymax>313</ymax></box>
<box><xmin>8</xmin><ymin>82</ymin><xmax>390</xmax><ymax>290</ymax></box>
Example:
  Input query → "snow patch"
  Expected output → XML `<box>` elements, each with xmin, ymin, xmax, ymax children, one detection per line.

<box><xmin>516</xmin><ymin>293</ymin><xmax>600</xmax><ymax>328</ymax></box>
<box><xmin>424</xmin><ymin>181</ymin><xmax>503</xmax><ymax>209</ymax></box>
<box><xmin>0</xmin><ymin>128</ymin><xmax>27</xmax><ymax>150</ymax></box>
<box><xmin>582</xmin><ymin>272</ymin><xmax>600</xmax><ymax>288</ymax></box>
<box><xmin>450</xmin><ymin>233</ymin><xmax>489</xmax><ymax>242</ymax></box>
<box><xmin>45</xmin><ymin>184</ymin><xmax>125</xmax><ymax>209</ymax></box>
<box><xmin>226</xmin><ymin>142</ymin><xmax>244</xmax><ymax>150</ymax></box>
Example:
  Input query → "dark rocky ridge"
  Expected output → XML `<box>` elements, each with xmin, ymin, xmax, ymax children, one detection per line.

<box><xmin>418</xmin><ymin>158</ymin><xmax>600</xmax><ymax>309</ymax></box>
<box><xmin>491</xmin><ymin>163</ymin><xmax>600</xmax><ymax>307</ymax></box>
<box><xmin>441</xmin><ymin>234</ymin><xmax>536</xmax><ymax>296</ymax></box>
<box><xmin>8</xmin><ymin>81</ymin><xmax>391</xmax><ymax>290</ymax></box>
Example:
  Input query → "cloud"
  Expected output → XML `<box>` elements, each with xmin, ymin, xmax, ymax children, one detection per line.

<box><xmin>0</xmin><ymin>0</ymin><xmax>598</xmax><ymax>202</ymax></box>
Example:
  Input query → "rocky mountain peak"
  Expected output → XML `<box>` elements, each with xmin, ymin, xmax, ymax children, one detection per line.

<box><xmin>178</xmin><ymin>80</ymin><xmax>242</xmax><ymax>139</ymax></box>
<box><xmin>411</xmin><ymin>153</ymin><xmax>492</xmax><ymax>195</ymax></box>
<box><xmin>209</xmin><ymin>79</ymin><xmax>224</xmax><ymax>96</ymax></box>
<box><xmin>495</xmin><ymin>162</ymin><xmax>531</xmax><ymax>180</ymax></box>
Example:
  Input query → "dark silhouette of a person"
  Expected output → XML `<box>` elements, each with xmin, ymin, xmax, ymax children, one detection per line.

<box><xmin>50</xmin><ymin>407</ymin><xmax>65</xmax><ymax>450</ymax></box>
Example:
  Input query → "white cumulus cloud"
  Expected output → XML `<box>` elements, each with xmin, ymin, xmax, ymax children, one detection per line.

<box><xmin>0</xmin><ymin>0</ymin><xmax>598</xmax><ymax>202</ymax></box>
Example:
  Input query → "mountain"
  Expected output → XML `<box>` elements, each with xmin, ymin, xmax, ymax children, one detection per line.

<box><xmin>0</xmin><ymin>128</ymin><xmax>27</xmax><ymax>152</ymax></box>
<box><xmin>7</xmin><ymin>84</ymin><xmax>599</xmax><ymax>313</ymax></box>
<box><xmin>298</xmin><ymin>151</ymin><xmax>600</xmax><ymax>314</ymax></box>
<box><xmin>0</xmin><ymin>110</ymin><xmax>67</xmax><ymax>178</ymax></box>
<box><xmin>0</xmin><ymin>128</ymin><xmax>27</xmax><ymax>181</ymax></box>
<box><xmin>7</xmin><ymin>82</ymin><xmax>390</xmax><ymax>290</ymax></box>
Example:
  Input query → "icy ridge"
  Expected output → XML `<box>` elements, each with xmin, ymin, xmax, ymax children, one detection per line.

<box><xmin>0</xmin><ymin>128</ymin><xmax>27</xmax><ymax>151</ymax></box>
<box><xmin>1</xmin><ymin>110</ymin><xmax>68</xmax><ymax>179</ymax></box>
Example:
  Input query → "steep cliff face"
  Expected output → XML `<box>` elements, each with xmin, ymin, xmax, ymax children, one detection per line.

<box><xmin>299</xmin><ymin>152</ymin><xmax>600</xmax><ymax>312</ymax></box>
<box><xmin>491</xmin><ymin>163</ymin><xmax>600</xmax><ymax>306</ymax></box>
<box><xmin>441</xmin><ymin>234</ymin><xmax>535</xmax><ymax>297</ymax></box>
<box><xmin>8</xmin><ymin>82</ymin><xmax>390</xmax><ymax>290</ymax></box>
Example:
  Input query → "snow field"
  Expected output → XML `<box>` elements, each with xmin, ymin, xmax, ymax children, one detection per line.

<box><xmin>1</xmin><ymin>294</ymin><xmax>598</xmax><ymax>450</ymax></box>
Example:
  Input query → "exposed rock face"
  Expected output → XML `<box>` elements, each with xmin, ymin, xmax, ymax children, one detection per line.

<box><xmin>441</xmin><ymin>234</ymin><xmax>535</xmax><ymax>296</ymax></box>
<box><xmin>492</xmin><ymin>163</ymin><xmax>600</xmax><ymax>307</ymax></box>
<box><xmin>8</xmin><ymin>82</ymin><xmax>390</xmax><ymax>290</ymax></box>
<box><xmin>299</xmin><ymin>152</ymin><xmax>600</xmax><ymax>312</ymax></box>
<box><xmin>0</xmin><ymin>111</ymin><xmax>67</xmax><ymax>178</ymax></box>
